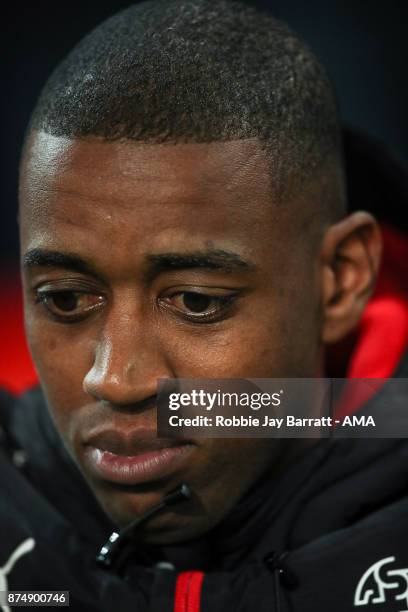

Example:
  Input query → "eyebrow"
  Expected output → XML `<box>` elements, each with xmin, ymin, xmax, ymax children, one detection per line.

<box><xmin>22</xmin><ymin>248</ymin><xmax>254</xmax><ymax>280</ymax></box>
<box><xmin>145</xmin><ymin>250</ymin><xmax>253</xmax><ymax>277</ymax></box>
<box><xmin>23</xmin><ymin>249</ymin><xmax>100</xmax><ymax>277</ymax></box>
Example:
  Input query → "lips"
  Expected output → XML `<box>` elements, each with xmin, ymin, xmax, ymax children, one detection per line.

<box><xmin>82</xmin><ymin>428</ymin><xmax>194</xmax><ymax>486</ymax></box>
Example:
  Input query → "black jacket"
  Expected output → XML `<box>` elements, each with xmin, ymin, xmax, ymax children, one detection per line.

<box><xmin>1</xmin><ymin>348</ymin><xmax>408</xmax><ymax>612</ymax></box>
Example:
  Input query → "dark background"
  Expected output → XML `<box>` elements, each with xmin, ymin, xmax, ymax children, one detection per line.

<box><xmin>3</xmin><ymin>0</ymin><xmax>408</xmax><ymax>263</ymax></box>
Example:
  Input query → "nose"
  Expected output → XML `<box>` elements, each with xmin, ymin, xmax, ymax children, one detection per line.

<box><xmin>83</xmin><ymin>303</ymin><xmax>173</xmax><ymax>406</ymax></box>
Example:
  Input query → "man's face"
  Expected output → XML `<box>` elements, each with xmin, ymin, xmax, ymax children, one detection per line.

<box><xmin>19</xmin><ymin>133</ymin><xmax>324</xmax><ymax>542</ymax></box>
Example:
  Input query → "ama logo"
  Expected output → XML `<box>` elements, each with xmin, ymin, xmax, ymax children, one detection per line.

<box><xmin>342</xmin><ymin>416</ymin><xmax>375</xmax><ymax>427</ymax></box>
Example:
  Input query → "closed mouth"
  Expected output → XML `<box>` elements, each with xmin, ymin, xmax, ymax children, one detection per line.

<box><xmin>82</xmin><ymin>428</ymin><xmax>194</xmax><ymax>486</ymax></box>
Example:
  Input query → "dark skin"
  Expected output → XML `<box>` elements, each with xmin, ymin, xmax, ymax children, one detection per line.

<box><xmin>19</xmin><ymin>131</ymin><xmax>382</xmax><ymax>543</ymax></box>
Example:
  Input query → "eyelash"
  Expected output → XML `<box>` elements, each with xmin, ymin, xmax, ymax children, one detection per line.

<box><xmin>160</xmin><ymin>292</ymin><xmax>237</xmax><ymax>324</ymax></box>
<box><xmin>34</xmin><ymin>289</ymin><xmax>238</xmax><ymax>325</ymax></box>
<box><xmin>35</xmin><ymin>290</ymin><xmax>106</xmax><ymax>323</ymax></box>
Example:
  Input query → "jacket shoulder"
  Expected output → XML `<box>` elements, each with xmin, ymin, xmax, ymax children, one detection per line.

<box><xmin>0</xmin><ymin>386</ymin><xmax>45</xmax><ymax>456</ymax></box>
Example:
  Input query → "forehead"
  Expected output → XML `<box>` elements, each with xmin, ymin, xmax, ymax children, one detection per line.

<box><xmin>19</xmin><ymin>132</ymin><xmax>298</xmax><ymax>269</ymax></box>
<box><xmin>20</xmin><ymin>132</ymin><xmax>272</xmax><ymax>204</ymax></box>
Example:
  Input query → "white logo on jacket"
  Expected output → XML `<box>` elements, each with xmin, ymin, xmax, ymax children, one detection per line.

<box><xmin>354</xmin><ymin>556</ymin><xmax>408</xmax><ymax>610</ymax></box>
<box><xmin>0</xmin><ymin>538</ymin><xmax>35</xmax><ymax>612</ymax></box>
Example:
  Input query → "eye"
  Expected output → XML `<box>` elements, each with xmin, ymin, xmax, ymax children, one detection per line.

<box><xmin>36</xmin><ymin>290</ymin><xmax>105</xmax><ymax>321</ymax></box>
<box><xmin>160</xmin><ymin>291</ymin><xmax>236</xmax><ymax>322</ymax></box>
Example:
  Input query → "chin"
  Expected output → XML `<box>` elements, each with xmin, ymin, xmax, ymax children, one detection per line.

<box><xmin>138</xmin><ymin>513</ymin><xmax>216</xmax><ymax>545</ymax></box>
<box><xmin>98</xmin><ymin>487</ymin><xmax>217</xmax><ymax>544</ymax></box>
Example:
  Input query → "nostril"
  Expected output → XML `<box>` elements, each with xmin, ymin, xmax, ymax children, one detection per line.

<box><xmin>81</xmin><ymin>337</ymin><xmax>174</xmax><ymax>406</ymax></box>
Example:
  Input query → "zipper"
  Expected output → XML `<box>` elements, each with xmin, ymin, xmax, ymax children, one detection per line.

<box><xmin>174</xmin><ymin>571</ymin><xmax>204</xmax><ymax>612</ymax></box>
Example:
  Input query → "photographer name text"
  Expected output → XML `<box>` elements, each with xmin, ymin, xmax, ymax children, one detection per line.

<box><xmin>167</xmin><ymin>415</ymin><xmax>376</xmax><ymax>428</ymax></box>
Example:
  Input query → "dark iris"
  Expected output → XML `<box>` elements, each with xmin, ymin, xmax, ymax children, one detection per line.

<box><xmin>51</xmin><ymin>292</ymin><xmax>79</xmax><ymax>312</ymax></box>
<box><xmin>182</xmin><ymin>293</ymin><xmax>213</xmax><ymax>313</ymax></box>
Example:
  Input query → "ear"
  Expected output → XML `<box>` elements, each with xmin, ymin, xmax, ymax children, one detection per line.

<box><xmin>320</xmin><ymin>211</ymin><xmax>382</xmax><ymax>344</ymax></box>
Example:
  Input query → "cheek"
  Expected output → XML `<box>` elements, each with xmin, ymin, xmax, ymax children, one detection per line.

<box><xmin>188</xmin><ymin>438</ymin><xmax>278</xmax><ymax>517</ymax></box>
<box><xmin>157</xmin><ymin>312</ymin><xmax>297</xmax><ymax>378</ymax></box>
<box><xmin>24</xmin><ymin>312</ymin><xmax>93</xmax><ymax>426</ymax></box>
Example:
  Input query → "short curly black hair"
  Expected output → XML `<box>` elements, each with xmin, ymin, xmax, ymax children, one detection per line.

<box><xmin>26</xmin><ymin>0</ymin><xmax>344</xmax><ymax>208</ymax></box>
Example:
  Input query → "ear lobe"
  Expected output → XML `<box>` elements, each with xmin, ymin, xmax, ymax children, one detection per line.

<box><xmin>320</xmin><ymin>211</ymin><xmax>382</xmax><ymax>344</ymax></box>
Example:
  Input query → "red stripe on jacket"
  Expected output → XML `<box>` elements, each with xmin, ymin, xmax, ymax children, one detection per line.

<box><xmin>174</xmin><ymin>571</ymin><xmax>204</xmax><ymax>612</ymax></box>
